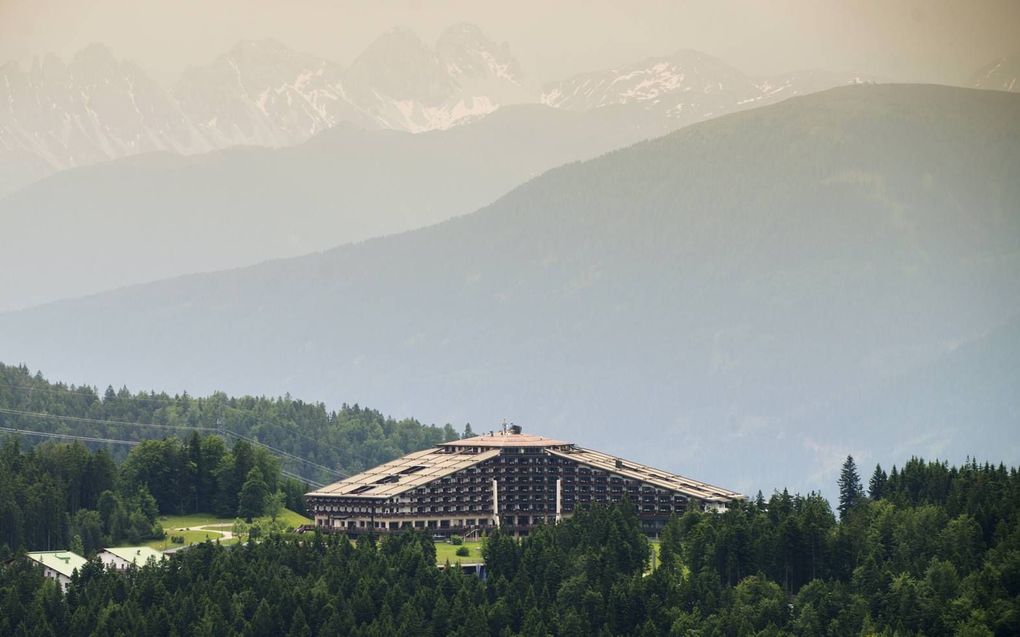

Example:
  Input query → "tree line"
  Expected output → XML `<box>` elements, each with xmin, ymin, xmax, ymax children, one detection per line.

<box><xmin>0</xmin><ymin>363</ymin><xmax>462</xmax><ymax>483</ymax></box>
<box><xmin>2</xmin><ymin>455</ymin><xmax>1018</xmax><ymax>635</ymax></box>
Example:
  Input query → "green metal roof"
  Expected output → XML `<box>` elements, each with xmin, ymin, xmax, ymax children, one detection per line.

<box><xmin>101</xmin><ymin>546</ymin><xmax>164</xmax><ymax>566</ymax></box>
<box><xmin>25</xmin><ymin>551</ymin><xmax>87</xmax><ymax>578</ymax></box>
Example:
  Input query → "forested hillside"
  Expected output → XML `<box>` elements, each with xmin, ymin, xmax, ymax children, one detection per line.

<box><xmin>0</xmin><ymin>363</ymin><xmax>461</xmax><ymax>483</ymax></box>
<box><xmin>2</xmin><ymin>457</ymin><xmax>1017</xmax><ymax>636</ymax></box>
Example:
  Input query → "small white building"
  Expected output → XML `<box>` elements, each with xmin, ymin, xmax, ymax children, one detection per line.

<box><xmin>97</xmin><ymin>546</ymin><xmax>164</xmax><ymax>571</ymax></box>
<box><xmin>25</xmin><ymin>551</ymin><xmax>87</xmax><ymax>591</ymax></box>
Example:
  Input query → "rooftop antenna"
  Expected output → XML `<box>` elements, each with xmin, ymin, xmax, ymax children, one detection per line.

<box><xmin>501</xmin><ymin>419</ymin><xmax>508</xmax><ymax>435</ymax></box>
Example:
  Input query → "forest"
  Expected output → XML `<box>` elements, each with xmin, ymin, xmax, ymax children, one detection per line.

<box><xmin>0</xmin><ymin>363</ymin><xmax>462</xmax><ymax>482</ymax></box>
<box><xmin>1</xmin><ymin>454</ymin><xmax>1018</xmax><ymax>636</ymax></box>
<box><xmin>0</xmin><ymin>432</ymin><xmax>301</xmax><ymax>554</ymax></box>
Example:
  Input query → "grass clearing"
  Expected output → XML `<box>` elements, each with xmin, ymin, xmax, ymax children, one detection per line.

<box><xmin>157</xmin><ymin>508</ymin><xmax>311</xmax><ymax>533</ymax></box>
<box><xmin>140</xmin><ymin>529</ymin><xmax>239</xmax><ymax>551</ymax></box>
<box><xmin>273</xmin><ymin>509</ymin><xmax>313</xmax><ymax>528</ymax></box>
<box><xmin>114</xmin><ymin>509</ymin><xmax>313</xmax><ymax>552</ymax></box>
<box><xmin>649</xmin><ymin>540</ymin><xmax>661</xmax><ymax>571</ymax></box>
<box><xmin>435</xmin><ymin>540</ymin><xmax>484</xmax><ymax>564</ymax></box>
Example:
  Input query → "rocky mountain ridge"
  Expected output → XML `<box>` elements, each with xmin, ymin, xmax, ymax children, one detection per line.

<box><xmin>0</xmin><ymin>25</ymin><xmax>875</xmax><ymax>196</ymax></box>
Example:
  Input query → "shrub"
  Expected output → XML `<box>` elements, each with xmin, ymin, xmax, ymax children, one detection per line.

<box><xmin>455</xmin><ymin>546</ymin><xmax>470</xmax><ymax>557</ymax></box>
<box><xmin>449</xmin><ymin>535</ymin><xmax>464</xmax><ymax>545</ymax></box>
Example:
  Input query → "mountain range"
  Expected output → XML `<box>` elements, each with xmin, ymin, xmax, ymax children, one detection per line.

<box><xmin>0</xmin><ymin>24</ymin><xmax>876</xmax><ymax>200</ymax></box>
<box><xmin>0</xmin><ymin>26</ymin><xmax>886</xmax><ymax>312</ymax></box>
<box><xmin>0</xmin><ymin>25</ymin><xmax>527</xmax><ymax>195</ymax></box>
<box><xmin>1</xmin><ymin>84</ymin><xmax>1016</xmax><ymax>496</ymax></box>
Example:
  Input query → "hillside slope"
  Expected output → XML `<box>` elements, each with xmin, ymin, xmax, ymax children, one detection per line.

<box><xmin>1</xmin><ymin>84</ymin><xmax>1017</xmax><ymax>494</ymax></box>
<box><xmin>0</xmin><ymin>104</ymin><xmax>666</xmax><ymax>311</ymax></box>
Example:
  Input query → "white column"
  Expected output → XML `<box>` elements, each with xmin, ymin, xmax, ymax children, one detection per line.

<box><xmin>492</xmin><ymin>478</ymin><xmax>500</xmax><ymax>528</ymax></box>
<box><xmin>556</xmin><ymin>478</ymin><xmax>562</xmax><ymax>522</ymax></box>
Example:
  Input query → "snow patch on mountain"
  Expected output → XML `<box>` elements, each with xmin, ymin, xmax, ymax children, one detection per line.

<box><xmin>0</xmin><ymin>25</ymin><xmax>532</xmax><ymax>186</ymax></box>
<box><xmin>971</xmin><ymin>56</ymin><xmax>1020</xmax><ymax>93</ymax></box>
<box><xmin>0</xmin><ymin>28</ymin><xmax>882</xmax><ymax>199</ymax></box>
<box><xmin>542</xmin><ymin>51</ymin><xmax>872</xmax><ymax>129</ymax></box>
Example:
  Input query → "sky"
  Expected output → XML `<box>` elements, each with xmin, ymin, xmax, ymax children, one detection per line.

<box><xmin>0</xmin><ymin>0</ymin><xmax>1018</xmax><ymax>85</ymax></box>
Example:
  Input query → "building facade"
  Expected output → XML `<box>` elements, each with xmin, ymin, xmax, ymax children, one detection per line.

<box><xmin>97</xmin><ymin>546</ymin><xmax>164</xmax><ymax>571</ymax></box>
<box><xmin>306</xmin><ymin>426</ymin><xmax>743</xmax><ymax>536</ymax></box>
<box><xmin>25</xmin><ymin>551</ymin><xmax>87</xmax><ymax>591</ymax></box>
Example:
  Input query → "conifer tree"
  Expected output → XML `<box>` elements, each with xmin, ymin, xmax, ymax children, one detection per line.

<box><xmin>837</xmin><ymin>455</ymin><xmax>864</xmax><ymax>518</ymax></box>
<box><xmin>868</xmin><ymin>463</ymin><xmax>887</xmax><ymax>500</ymax></box>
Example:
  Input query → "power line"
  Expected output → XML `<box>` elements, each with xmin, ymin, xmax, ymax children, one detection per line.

<box><xmin>0</xmin><ymin>426</ymin><xmax>141</xmax><ymax>447</ymax></box>
<box><xmin>281</xmin><ymin>469</ymin><xmax>325</xmax><ymax>489</ymax></box>
<box><xmin>216</xmin><ymin>428</ymin><xmax>347</xmax><ymax>479</ymax></box>
<box><xmin>0</xmin><ymin>383</ymin><xmax>344</xmax><ymax>463</ymax></box>
<box><xmin>0</xmin><ymin>407</ymin><xmax>219</xmax><ymax>433</ymax></box>
<box><xmin>0</xmin><ymin>407</ymin><xmax>347</xmax><ymax>479</ymax></box>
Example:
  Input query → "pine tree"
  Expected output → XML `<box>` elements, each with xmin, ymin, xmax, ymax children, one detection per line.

<box><xmin>287</xmin><ymin>607</ymin><xmax>311</xmax><ymax>637</ymax></box>
<box><xmin>868</xmin><ymin>464</ymin><xmax>888</xmax><ymax>500</ymax></box>
<box><xmin>837</xmin><ymin>455</ymin><xmax>864</xmax><ymax>518</ymax></box>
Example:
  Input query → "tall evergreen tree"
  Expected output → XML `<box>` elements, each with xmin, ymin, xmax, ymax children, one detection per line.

<box><xmin>868</xmin><ymin>463</ymin><xmax>887</xmax><ymax>500</ymax></box>
<box><xmin>837</xmin><ymin>455</ymin><xmax>864</xmax><ymax>518</ymax></box>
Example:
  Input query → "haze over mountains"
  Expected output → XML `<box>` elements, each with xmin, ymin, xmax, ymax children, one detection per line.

<box><xmin>0</xmin><ymin>104</ymin><xmax>670</xmax><ymax>311</ymax></box>
<box><xmin>2</xmin><ymin>84</ymin><xmax>1016</xmax><ymax>497</ymax></box>
<box><xmin>0</xmin><ymin>22</ymin><xmax>882</xmax><ymax>200</ymax></box>
<box><xmin>0</xmin><ymin>23</ymin><xmax>894</xmax><ymax>311</ymax></box>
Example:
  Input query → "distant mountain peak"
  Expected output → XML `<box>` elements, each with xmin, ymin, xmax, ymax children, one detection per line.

<box><xmin>355</xmin><ymin>27</ymin><xmax>434</xmax><ymax>64</ymax></box>
<box><xmin>541</xmin><ymin>49</ymin><xmax>752</xmax><ymax>111</ymax></box>
<box><xmin>540</xmin><ymin>50</ymin><xmax>874</xmax><ymax>121</ymax></box>
<box><xmin>342</xmin><ymin>23</ymin><xmax>529</xmax><ymax>130</ymax></box>
<box><xmin>436</xmin><ymin>22</ymin><xmax>522</xmax><ymax>85</ymax></box>
<box><xmin>971</xmin><ymin>55</ymin><xmax>1020</xmax><ymax>92</ymax></box>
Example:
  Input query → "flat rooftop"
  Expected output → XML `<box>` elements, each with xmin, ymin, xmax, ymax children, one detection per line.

<box><xmin>101</xmin><ymin>546</ymin><xmax>165</xmax><ymax>565</ymax></box>
<box><xmin>441</xmin><ymin>431</ymin><xmax>570</xmax><ymax>448</ymax></box>
<box><xmin>307</xmin><ymin>447</ymin><xmax>501</xmax><ymax>498</ymax></box>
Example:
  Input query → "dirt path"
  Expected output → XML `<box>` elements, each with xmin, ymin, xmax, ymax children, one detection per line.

<box><xmin>175</xmin><ymin>525</ymin><xmax>234</xmax><ymax>540</ymax></box>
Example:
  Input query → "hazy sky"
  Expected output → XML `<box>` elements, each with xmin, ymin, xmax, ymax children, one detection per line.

<box><xmin>1</xmin><ymin>0</ymin><xmax>1018</xmax><ymax>84</ymax></box>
